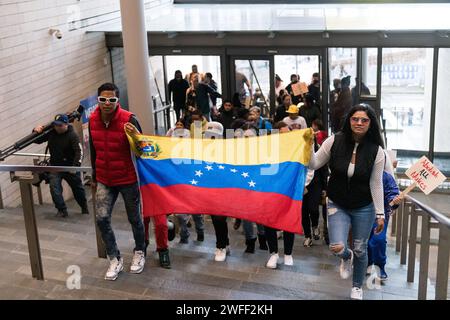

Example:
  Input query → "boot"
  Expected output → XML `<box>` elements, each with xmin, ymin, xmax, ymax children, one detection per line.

<box><xmin>81</xmin><ymin>203</ymin><xmax>89</xmax><ymax>215</ymax></box>
<box><xmin>56</xmin><ymin>209</ymin><xmax>68</xmax><ymax>218</ymax></box>
<box><xmin>258</xmin><ymin>234</ymin><xmax>268</xmax><ymax>251</ymax></box>
<box><xmin>158</xmin><ymin>249</ymin><xmax>171</xmax><ymax>269</ymax></box>
<box><xmin>244</xmin><ymin>238</ymin><xmax>256</xmax><ymax>254</ymax></box>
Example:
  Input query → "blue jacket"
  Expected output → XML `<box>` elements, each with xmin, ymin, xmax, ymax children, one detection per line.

<box><xmin>257</xmin><ymin>116</ymin><xmax>272</xmax><ymax>130</ymax></box>
<box><xmin>383</xmin><ymin>171</ymin><xmax>400</xmax><ymax>216</ymax></box>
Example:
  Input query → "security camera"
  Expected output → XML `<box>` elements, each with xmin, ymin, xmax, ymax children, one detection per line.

<box><xmin>49</xmin><ymin>28</ymin><xmax>63</xmax><ymax>39</ymax></box>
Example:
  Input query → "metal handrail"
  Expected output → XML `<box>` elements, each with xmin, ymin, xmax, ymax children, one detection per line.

<box><xmin>394</xmin><ymin>193</ymin><xmax>449</xmax><ymax>300</ymax></box>
<box><xmin>152</xmin><ymin>103</ymin><xmax>171</xmax><ymax>114</ymax></box>
<box><xmin>0</xmin><ymin>165</ymin><xmax>92</xmax><ymax>173</ymax></box>
<box><xmin>405</xmin><ymin>194</ymin><xmax>450</xmax><ymax>228</ymax></box>
<box><xmin>12</xmin><ymin>153</ymin><xmax>48</xmax><ymax>158</ymax></box>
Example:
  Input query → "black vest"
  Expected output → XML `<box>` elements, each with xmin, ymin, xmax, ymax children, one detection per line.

<box><xmin>327</xmin><ymin>132</ymin><xmax>379</xmax><ymax>209</ymax></box>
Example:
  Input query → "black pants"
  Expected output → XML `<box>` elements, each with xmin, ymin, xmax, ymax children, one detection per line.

<box><xmin>302</xmin><ymin>176</ymin><xmax>322</xmax><ymax>238</ymax></box>
<box><xmin>174</xmin><ymin>104</ymin><xmax>184</xmax><ymax>121</ymax></box>
<box><xmin>211</xmin><ymin>216</ymin><xmax>229</xmax><ymax>249</ymax></box>
<box><xmin>265</xmin><ymin>226</ymin><xmax>295</xmax><ymax>255</ymax></box>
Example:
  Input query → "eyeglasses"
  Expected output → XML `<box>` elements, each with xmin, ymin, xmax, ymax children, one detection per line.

<box><xmin>98</xmin><ymin>96</ymin><xmax>119</xmax><ymax>104</ymax></box>
<box><xmin>351</xmin><ymin>117</ymin><xmax>370</xmax><ymax>124</ymax></box>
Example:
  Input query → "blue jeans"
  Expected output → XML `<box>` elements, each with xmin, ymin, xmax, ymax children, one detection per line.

<box><xmin>177</xmin><ymin>214</ymin><xmax>204</xmax><ymax>241</ymax></box>
<box><xmin>243</xmin><ymin>221</ymin><xmax>265</xmax><ymax>240</ymax></box>
<box><xmin>368</xmin><ymin>214</ymin><xmax>390</xmax><ymax>268</ymax></box>
<box><xmin>95</xmin><ymin>182</ymin><xmax>145</xmax><ymax>259</ymax></box>
<box><xmin>48</xmin><ymin>172</ymin><xmax>87</xmax><ymax>211</ymax></box>
<box><xmin>327</xmin><ymin>200</ymin><xmax>375</xmax><ymax>288</ymax></box>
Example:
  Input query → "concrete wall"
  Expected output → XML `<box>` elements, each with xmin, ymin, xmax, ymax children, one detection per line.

<box><xmin>0</xmin><ymin>0</ymin><xmax>171</xmax><ymax>208</ymax></box>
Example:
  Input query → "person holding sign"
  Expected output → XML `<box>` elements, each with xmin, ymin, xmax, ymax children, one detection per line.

<box><xmin>367</xmin><ymin>154</ymin><xmax>402</xmax><ymax>282</ymax></box>
<box><xmin>309</xmin><ymin>104</ymin><xmax>386</xmax><ymax>300</ymax></box>
<box><xmin>285</xmin><ymin>74</ymin><xmax>305</xmax><ymax>105</ymax></box>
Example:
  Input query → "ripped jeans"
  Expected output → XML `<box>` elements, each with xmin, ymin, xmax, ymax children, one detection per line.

<box><xmin>327</xmin><ymin>200</ymin><xmax>375</xmax><ymax>288</ymax></box>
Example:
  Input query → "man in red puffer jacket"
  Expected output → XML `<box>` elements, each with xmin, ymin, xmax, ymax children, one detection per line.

<box><xmin>89</xmin><ymin>83</ymin><xmax>170</xmax><ymax>281</ymax></box>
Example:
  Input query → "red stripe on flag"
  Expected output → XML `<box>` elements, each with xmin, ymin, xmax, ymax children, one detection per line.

<box><xmin>140</xmin><ymin>183</ymin><xmax>303</xmax><ymax>234</ymax></box>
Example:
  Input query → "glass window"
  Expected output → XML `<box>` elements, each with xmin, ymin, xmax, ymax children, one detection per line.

<box><xmin>381</xmin><ymin>48</ymin><xmax>433</xmax><ymax>172</ymax></box>
<box><xmin>149</xmin><ymin>55</ymin><xmax>166</xmax><ymax>108</ymax></box>
<box><xmin>435</xmin><ymin>48</ymin><xmax>450</xmax><ymax>175</ymax></box>
<box><xmin>274</xmin><ymin>55</ymin><xmax>320</xmax><ymax>105</ymax></box>
<box><xmin>328</xmin><ymin>48</ymin><xmax>357</xmax><ymax>93</ymax></box>
<box><xmin>361</xmin><ymin>48</ymin><xmax>377</xmax><ymax>96</ymax></box>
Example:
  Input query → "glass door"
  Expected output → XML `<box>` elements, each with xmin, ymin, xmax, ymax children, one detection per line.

<box><xmin>230</xmin><ymin>56</ymin><xmax>274</xmax><ymax>118</ymax></box>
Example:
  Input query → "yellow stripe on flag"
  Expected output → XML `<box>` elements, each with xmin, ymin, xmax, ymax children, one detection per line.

<box><xmin>126</xmin><ymin>128</ymin><xmax>314</xmax><ymax>166</ymax></box>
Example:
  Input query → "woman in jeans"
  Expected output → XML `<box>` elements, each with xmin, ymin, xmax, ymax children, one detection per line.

<box><xmin>309</xmin><ymin>104</ymin><xmax>385</xmax><ymax>300</ymax></box>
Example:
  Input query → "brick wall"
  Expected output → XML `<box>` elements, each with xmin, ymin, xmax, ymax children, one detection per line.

<box><xmin>0</xmin><ymin>0</ymin><xmax>172</xmax><ymax>207</ymax></box>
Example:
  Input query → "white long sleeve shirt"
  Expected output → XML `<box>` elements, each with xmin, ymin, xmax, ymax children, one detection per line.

<box><xmin>308</xmin><ymin>135</ymin><xmax>385</xmax><ymax>217</ymax></box>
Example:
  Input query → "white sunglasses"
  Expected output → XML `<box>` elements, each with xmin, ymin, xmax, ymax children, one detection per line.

<box><xmin>98</xmin><ymin>96</ymin><xmax>119</xmax><ymax>104</ymax></box>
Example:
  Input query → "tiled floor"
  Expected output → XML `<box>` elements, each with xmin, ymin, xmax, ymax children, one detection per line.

<box><xmin>0</xmin><ymin>196</ymin><xmax>437</xmax><ymax>300</ymax></box>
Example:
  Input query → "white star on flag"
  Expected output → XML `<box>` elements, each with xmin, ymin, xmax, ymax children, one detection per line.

<box><xmin>205</xmin><ymin>165</ymin><xmax>213</xmax><ymax>171</ymax></box>
<box><xmin>241</xmin><ymin>172</ymin><xmax>249</xmax><ymax>178</ymax></box>
<box><xmin>218</xmin><ymin>165</ymin><xmax>225</xmax><ymax>170</ymax></box>
<box><xmin>195</xmin><ymin>170</ymin><xmax>203</xmax><ymax>177</ymax></box>
<box><xmin>230</xmin><ymin>168</ymin><xmax>238</xmax><ymax>173</ymax></box>
<box><xmin>248</xmin><ymin>180</ymin><xmax>256</xmax><ymax>187</ymax></box>
<box><xmin>190</xmin><ymin>179</ymin><xmax>198</xmax><ymax>185</ymax></box>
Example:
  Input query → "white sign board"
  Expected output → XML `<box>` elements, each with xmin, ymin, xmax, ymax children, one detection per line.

<box><xmin>405</xmin><ymin>156</ymin><xmax>447</xmax><ymax>195</ymax></box>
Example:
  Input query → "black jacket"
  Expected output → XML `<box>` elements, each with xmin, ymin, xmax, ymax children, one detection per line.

<box><xmin>168</xmin><ymin>78</ymin><xmax>190</xmax><ymax>107</ymax></box>
<box><xmin>274</xmin><ymin>104</ymin><xmax>288</xmax><ymax>123</ymax></box>
<box><xmin>216</xmin><ymin>107</ymin><xmax>237</xmax><ymax>136</ymax></box>
<box><xmin>34</xmin><ymin>125</ymin><xmax>82</xmax><ymax>166</ymax></box>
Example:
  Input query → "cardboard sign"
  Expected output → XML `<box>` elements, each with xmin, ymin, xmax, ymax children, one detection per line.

<box><xmin>405</xmin><ymin>156</ymin><xmax>447</xmax><ymax>195</ymax></box>
<box><xmin>291</xmin><ymin>82</ymin><xmax>308</xmax><ymax>96</ymax></box>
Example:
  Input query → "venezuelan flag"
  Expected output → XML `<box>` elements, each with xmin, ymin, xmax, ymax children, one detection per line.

<box><xmin>127</xmin><ymin>129</ymin><xmax>314</xmax><ymax>234</ymax></box>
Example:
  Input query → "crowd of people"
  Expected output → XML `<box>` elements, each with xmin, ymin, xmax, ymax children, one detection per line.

<box><xmin>33</xmin><ymin>71</ymin><xmax>403</xmax><ymax>299</ymax></box>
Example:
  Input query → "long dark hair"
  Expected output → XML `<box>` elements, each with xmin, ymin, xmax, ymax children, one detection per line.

<box><xmin>341</xmin><ymin>104</ymin><xmax>384</xmax><ymax>148</ymax></box>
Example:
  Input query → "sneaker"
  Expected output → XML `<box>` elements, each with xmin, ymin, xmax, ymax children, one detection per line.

<box><xmin>179</xmin><ymin>238</ymin><xmax>189</xmax><ymax>244</ymax></box>
<box><xmin>105</xmin><ymin>257</ymin><xmax>124</xmax><ymax>281</ymax></box>
<box><xmin>303</xmin><ymin>237</ymin><xmax>313</xmax><ymax>247</ymax></box>
<box><xmin>130</xmin><ymin>250</ymin><xmax>145</xmax><ymax>274</ymax></box>
<box><xmin>284</xmin><ymin>254</ymin><xmax>293</xmax><ymax>266</ymax></box>
<box><xmin>197</xmin><ymin>232</ymin><xmax>204</xmax><ymax>242</ymax></box>
<box><xmin>266</xmin><ymin>253</ymin><xmax>279</xmax><ymax>269</ymax></box>
<box><xmin>339</xmin><ymin>249</ymin><xmax>354</xmax><ymax>280</ymax></box>
<box><xmin>56</xmin><ymin>209</ymin><xmax>68</xmax><ymax>218</ymax></box>
<box><xmin>214</xmin><ymin>248</ymin><xmax>227</xmax><ymax>262</ymax></box>
<box><xmin>350</xmin><ymin>287</ymin><xmax>363</xmax><ymax>300</ymax></box>
<box><xmin>379</xmin><ymin>267</ymin><xmax>388</xmax><ymax>281</ymax></box>
<box><xmin>158</xmin><ymin>249</ymin><xmax>171</xmax><ymax>269</ymax></box>
<box><xmin>313</xmin><ymin>227</ymin><xmax>320</xmax><ymax>240</ymax></box>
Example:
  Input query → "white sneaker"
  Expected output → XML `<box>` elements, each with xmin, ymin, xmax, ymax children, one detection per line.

<box><xmin>266</xmin><ymin>253</ymin><xmax>279</xmax><ymax>269</ymax></box>
<box><xmin>105</xmin><ymin>257</ymin><xmax>124</xmax><ymax>281</ymax></box>
<box><xmin>350</xmin><ymin>287</ymin><xmax>363</xmax><ymax>300</ymax></box>
<box><xmin>214</xmin><ymin>248</ymin><xmax>227</xmax><ymax>262</ymax></box>
<box><xmin>339</xmin><ymin>249</ymin><xmax>353</xmax><ymax>280</ymax></box>
<box><xmin>284</xmin><ymin>254</ymin><xmax>293</xmax><ymax>266</ymax></box>
<box><xmin>130</xmin><ymin>250</ymin><xmax>145</xmax><ymax>274</ymax></box>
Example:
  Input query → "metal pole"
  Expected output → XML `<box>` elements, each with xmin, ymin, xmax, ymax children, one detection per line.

<box><xmin>396</xmin><ymin>199</ymin><xmax>404</xmax><ymax>252</ymax></box>
<box><xmin>91</xmin><ymin>189</ymin><xmax>107</xmax><ymax>259</ymax></box>
<box><xmin>435</xmin><ymin>224</ymin><xmax>450</xmax><ymax>300</ymax></box>
<box><xmin>418</xmin><ymin>213</ymin><xmax>430</xmax><ymax>300</ymax></box>
<box><xmin>119</xmin><ymin>0</ymin><xmax>155</xmax><ymax>135</ymax></box>
<box><xmin>400</xmin><ymin>201</ymin><xmax>410</xmax><ymax>265</ymax></box>
<box><xmin>407</xmin><ymin>206</ymin><xmax>419</xmax><ymax>282</ymax></box>
<box><xmin>391</xmin><ymin>208</ymin><xmax>397</xmax><ymax>236</ymax></box>
<box><xmin>33</xmin><ymin>158</ymin><xmax>43</xmax><ymax>205</ymax></box>
<box><xmin>0</xmin><ymin>186</ymin><xmax>4</xmax><ymax>209</ymax></box>
<box><xmin>18</xmin><ymin>180</ymin><xmax>44</xmax><ymax>280</ymax></box>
